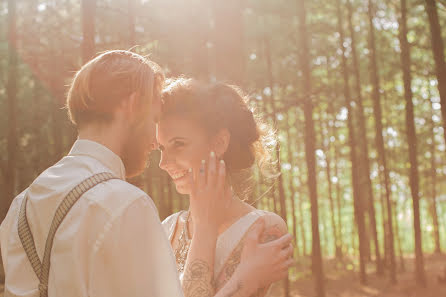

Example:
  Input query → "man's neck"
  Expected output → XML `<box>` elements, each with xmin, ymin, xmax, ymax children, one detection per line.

<box><xmin>77</xmin><ymin>123</ymin><xmax>125</xmax><ymax>159</ymax></box>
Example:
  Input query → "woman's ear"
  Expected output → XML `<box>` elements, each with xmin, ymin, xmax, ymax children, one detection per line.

<box><xmin>212</xmin><ymin>128</ymin><xmax>231</xmax><ymax>158</ymax></box>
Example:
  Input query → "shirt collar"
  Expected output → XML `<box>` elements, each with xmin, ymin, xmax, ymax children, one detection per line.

<box><xmin>68</xmin><ymin>139</ymin><xmax>126</xmax><ymax>180</ymax></box>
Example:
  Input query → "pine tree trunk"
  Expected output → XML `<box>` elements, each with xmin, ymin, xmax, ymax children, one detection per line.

<box><xmin>336</xmin><ymin>0</ymin><xmax>367</xmax><ymax>283</ymax></box>
<box><xmin>347</xmin><ymin>0</ymin><xmax>382</xmax><ymax>274</ymax></box>
<box><xmin>264</xmin><ymin>37</ymin><xmax>289</xmax><ymax>297</ymax></box>
<box><xmin>398</xmin><ymin>0</ymin><xmax>426</xmax><ymax>286</ymax></box>
<box><xmin>429</xmin><ymin>94</ymin><xmax>441</xmax><ymax>253</ymax></box>
<box><xmin>3</xmin><ymin>0</ymin><xmax>18</xmax><ymax>226</ymax></box>
<box><xmin>391</xmin><ymin>198</ymin><xmax>405</xmax><ymax>272</ymax></box>
<box><xmin>296</xmin><ymin>167</ymin><xmax>308</xmax><ymax>257</ymax></box>
<box><xmin>424</xmin><ymin>0</ymin><xmax>446</xmax><ymax>147</ymax></box>
<box><xmin>332</xmin><ymin>123</ymin><xmax>343</xmax><ymax>260</ymax></box>
<box><xmin>286</xmin><ymin>121</ymin><xmax>300</xmax><ymax>258</ymax></box>
<box><xmin>82</xmin><ymin>0</ymin><xmax>96</xmax><ymax>63</ymax></box>
<box><xmin>367</xmin><ymin>0</ymin><xmax>397</xmax><ymax>283</ymax></box>
<box><xmin>296</xmin><ymin>0</ymin><xmax>325</xmax><ymax>295</ymax></box>
<box><xmin>320</xmin><ymin>114</ymin><xmax>339</xmax><ymax>259</ymax></box>
<box><xmin>378</xmin><ymin>169</ymin><xmax>389</xmax><ymax>269</ymax></box>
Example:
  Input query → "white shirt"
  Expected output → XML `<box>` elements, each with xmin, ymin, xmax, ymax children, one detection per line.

<box><xmin>0</xmin><ymin>139</ymin><xmax>184</xmax><ymax>297</ymax></box>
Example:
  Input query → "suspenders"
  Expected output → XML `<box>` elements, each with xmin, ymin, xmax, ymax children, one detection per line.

<box><xmin>17</xmin><ymin>172</ymin><xmax>118</xmax><ymax>297</ymax></box>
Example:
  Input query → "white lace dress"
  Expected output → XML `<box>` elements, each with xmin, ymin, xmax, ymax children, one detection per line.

<box><xmin>162</xmin><ymin>209</ymin><xmax>273</xmax><ymax>296</ymax></box>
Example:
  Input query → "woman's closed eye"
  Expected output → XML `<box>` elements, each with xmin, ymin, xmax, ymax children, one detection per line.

<box><xmin>172</xmin><ymin>140</ymin><xmax>185</xmax><ymax>149</ymax></box>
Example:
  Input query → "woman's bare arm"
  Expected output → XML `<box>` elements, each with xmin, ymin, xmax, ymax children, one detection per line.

<box><xmin>182</xmin><ymin>153</ymin><xmax>227</xmax><ymax>297</ymax></box>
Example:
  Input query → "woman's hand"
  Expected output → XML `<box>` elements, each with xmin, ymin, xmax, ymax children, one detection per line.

<box><xmin>235</xmin><ymin>218</ymin><xmax>294</xmax><ymax>292</ymax></box>
<box><xmin>189</xmin><ymin>151</ymin><xmax>229</xmax><ymax>232</ymax></box>
<box><xmin>182</xmin><ymin>151</ymin><xmax>229</xmax><ymax>297</ymax></box>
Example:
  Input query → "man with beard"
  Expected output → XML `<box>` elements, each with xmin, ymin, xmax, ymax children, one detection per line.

<box><xmin>0</xmin><ymin>50</ymin><xmax>293</xmax><ymax>297</ymax></box>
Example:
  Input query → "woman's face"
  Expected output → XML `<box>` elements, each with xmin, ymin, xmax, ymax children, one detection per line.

<box><xmin>157</xmin><ymin>115</ymin><xmax>212</xmax><ymax>195</ymax></box>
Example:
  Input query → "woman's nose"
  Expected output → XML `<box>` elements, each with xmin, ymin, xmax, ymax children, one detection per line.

<box><xmin>159</xmin><ymin>152</ymin><xmax>170</xmax><ymax>171</ymax></box>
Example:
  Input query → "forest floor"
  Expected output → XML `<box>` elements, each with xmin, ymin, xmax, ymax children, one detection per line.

<box><xmin>270</xmin><ymin>253</ymin><xmax>446</xmax><ymax>297</ymax></box>
<box><xmin>0</xmin><ymin>254</ymin><xmax>445</xmax><ymax>296</ymax></box>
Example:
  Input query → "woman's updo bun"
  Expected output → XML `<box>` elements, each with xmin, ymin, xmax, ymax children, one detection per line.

<box><xmin>162</xmin><ymin>77</ymin><xmax>278</xmax><ymax>200</ymax></box>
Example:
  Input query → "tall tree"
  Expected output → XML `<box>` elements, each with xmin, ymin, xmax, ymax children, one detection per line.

<box><xmin>331</xmin><ymin>106</ymin><xmax>344</xmax><ymax>260</ymax></box>
<box><xmin>424</xmin><ymin>0</ymin><xmax>446</xmax><ymax>146</ymax></box>
<box><xmin>428</xmin><ymin>94</ymin><xmax>441</xmax><ymax>254</ymax></box>
<box><xmin>336</xmin><ymin>0</ymin><xmax>367</xmax><ymax>283</ymax></box>
<box><xmin>212</xmin><ymin>0</ymin><xmax>244</xmax><ymax>84</ymax></box>
<box><xmin>293</xmin><ymin>140</ymin><xmax>308</xmax><ymax>257</ymax></box>
<box><xmin>296</xmin><ymin>0</ymin><xmax>325</xmax><ymax>295</ymax></box>
<box><xmin>398</xmin><ymin>0</ymin><xmax>426</xmax><ymax>286</ymax></box>
<box><xmin>319</xmin><ymin>105</ymin><xmax>339</xmax><ymax>259</ymax></box>
<box><xmin>367</xmin><ymin>0</ymin><xmax>397</xmax><ymax>283</ymax></box>
<box><xmin>286</xmin><ymin>117</ymin><xmax>299</xmax><ymax>258</ymax></box>
<box><xmin>82</xmin><ymin>0</ymin><xmax>96</xmax><ymax>63</ymax></box>
<box><xmin>4</xmin><ymin>0</ymin><xmax>18</xmax><ymax>222</ymax></box>
<box><xmin>347</xmin><ymin>0</ymin><xmax>382</xmax><ymax>274</ymax></box>
<box><xmin>264</xmin><ymin>36</ymin><xmax>289</xmax><ymax>297</ymax></box>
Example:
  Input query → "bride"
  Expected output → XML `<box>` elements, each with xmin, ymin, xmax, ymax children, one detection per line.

<box><xmin>157</xmin><ymin>78</ymin><xmax>291</xmax><ymax>296</ymax></box>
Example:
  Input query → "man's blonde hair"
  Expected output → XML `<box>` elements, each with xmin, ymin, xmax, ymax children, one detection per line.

<box><xmin>66</xmin><ymin>50</ymin><xmax>164</xmax><ymax>128</ymax></box>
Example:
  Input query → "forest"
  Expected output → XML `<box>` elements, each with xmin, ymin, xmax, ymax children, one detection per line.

<box><xmin>1</xmin><ymin>0</ymin><xmax>446</xmax><ymax>296</ymax></box>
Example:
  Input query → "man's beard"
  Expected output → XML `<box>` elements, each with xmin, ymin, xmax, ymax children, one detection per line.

<box><xmin>121</xmin><ymin>122</ymin><xmax>151</xmax><ymax>178</ymax></box>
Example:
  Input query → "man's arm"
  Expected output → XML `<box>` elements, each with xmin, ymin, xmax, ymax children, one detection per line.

<box><xmin>215</xmin><ymin>217</ymin><xmax>292</xmax><ymax>297</ymax></box>
<box><xmin>90</xmin><ymin>197</ymin><xmax>184</xmax><ymax>297</ymax></box>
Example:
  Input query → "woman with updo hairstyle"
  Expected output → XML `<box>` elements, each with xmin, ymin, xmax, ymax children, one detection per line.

<box><xmin>158</xmin><ymin>78</ymin><xmax>290</xmax><ymax>296</ymax></box>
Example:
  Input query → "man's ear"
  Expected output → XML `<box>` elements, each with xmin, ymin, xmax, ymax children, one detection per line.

<box><xmin>212</xmin><ymin>128</ymin><xmax>231</xmax><ymax>158</ymax></box>
<box><xmin>121</xmin><ymin>92</ymin><xmax>139</xmax><ymax>117</ymax></box>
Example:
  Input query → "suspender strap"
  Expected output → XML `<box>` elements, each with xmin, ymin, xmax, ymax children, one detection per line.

<box><xmin>17</xmin><ymin>172</ymin><xmax>118</xmax><ymax>297</ymax></box>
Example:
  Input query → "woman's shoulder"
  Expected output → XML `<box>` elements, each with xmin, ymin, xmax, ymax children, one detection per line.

<box><xmin>162</xmin><ymin>211</ymin><xmax>183</xmax><ymax>226</ymax></box>
<box><xmin>252</xmin><ymin>209</ymin><xmax>288</xmax><ymax>242</ymax></box>
<box><xmin>161</xmin><ymin>211</ymin><xmax>185</xmax><ymax>239</ymax></box>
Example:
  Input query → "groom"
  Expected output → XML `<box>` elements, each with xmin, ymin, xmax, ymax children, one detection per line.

<box><xmin>0</xmin><ymin>50</ymin><xmax>292</xmax><ymax>297</ymax></box>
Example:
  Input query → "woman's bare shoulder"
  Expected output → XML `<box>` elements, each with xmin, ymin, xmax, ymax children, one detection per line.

<box><xmin>161</xmin><ymin>211</ymin><xmax>183</xmax><ymax>226</ymax></box>
<box><xmin>255</xmin><ymin>210</ymin><xmax>288</xmax><ymax>243</ymax></box>
<box><xmin>161</xmin><ymin>211</ymin><xmax>186</xmax><ymax>241</ymax></box>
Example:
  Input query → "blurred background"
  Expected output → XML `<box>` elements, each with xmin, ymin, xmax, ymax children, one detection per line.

<box><xmin>1</xmin><ymin>0</ymin><xmax>446</xmax><ymax>296</ymax></box>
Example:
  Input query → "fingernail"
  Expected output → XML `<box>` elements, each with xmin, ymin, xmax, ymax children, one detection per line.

<box><xmin>188</xmin><ymin>168</ymin><xmax>192</xmax><ymax>173</ymax></box>
<box><xmin>210</xmin><ymin>151</ymin><xmax>215</xmax><ymax>158</ymax></box>
<box><xmin>200</xmin><ymin>160</ymin><xmax>205</xmax><ymax>174</ymax></box>
<box><xmin>219</xmin><ymin>160</ymin><xmax>225</xmax><ymax>174</ymax></box>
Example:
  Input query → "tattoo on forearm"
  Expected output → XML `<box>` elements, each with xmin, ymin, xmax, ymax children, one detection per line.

<box><xmin>183</xmin><ymin>259</ymin><xmax>214</xmax><ymax>297</ymax></box>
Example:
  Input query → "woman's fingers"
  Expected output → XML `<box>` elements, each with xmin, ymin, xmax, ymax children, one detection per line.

<box><xmin>267</xmin><ymin>233</ymin><xmax>293</xmax><ymax>251</ymax></box>
<box><xmin>280</xmin><ymin>258</ymin><xmax>295</xmax><ymax>270</ymax></box>
<box><xmin>207</xmin><ymin>151</ymin><xmax>217</xmax><ymax>187</ymax></box>
<box><xmin>188</xmin><ymin>168</ymin><xmax>196</xmax><ymax>197</ymax></box>
<box><xmin>279</xmin><ymin>243</ymin><xmax>294</xmax><ymax>260</ymax></box>
<box><xmin>197</xmin><ymin>159</ymin><xmax>206</xmax><ymax>190</ymax></box>
<box><xmin>217</xmin><ymin>160</ymin><xmax>227</xmax><ymax>200</ymax></box>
